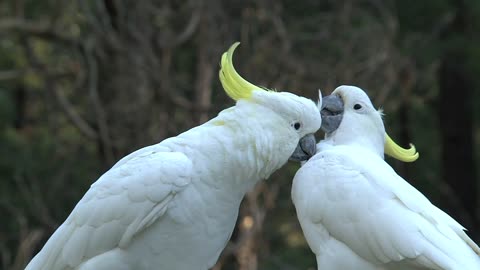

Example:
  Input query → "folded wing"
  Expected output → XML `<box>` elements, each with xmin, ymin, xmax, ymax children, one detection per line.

<box><xmin>26</xmin><ymin>150</ymin><xmax>192</xmax><ymax>270</ymax></box>
<box><xmin>293</xmin><ymin>148</ymin><xmax>480</xmax><ymax>270</ymax></box>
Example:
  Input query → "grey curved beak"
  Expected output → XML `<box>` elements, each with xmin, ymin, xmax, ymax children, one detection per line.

<box><xmin>289</xmin><ymin>134</ymin><xmax>317</xmax><ymax>162</ymax></box>
<box><xmin>320</xmin><ymin>94</ymin><xmax>344</xmax><ymax>134</ymax></box>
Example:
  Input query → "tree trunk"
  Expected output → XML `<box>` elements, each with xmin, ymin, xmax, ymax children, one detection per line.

<box><xmin>13</xmin><ymin>85</ymin><xmax>26</xmax><ymax>129</ymax></box>
<box><xmin>437</xmin><ymin>0</ymin><xmax>477</xmax><ymax>235</ymax></box>
<box><xmin>396</xmin><ymin>63</ymin><xmax>416</xmax><ymax>181</ymax></box>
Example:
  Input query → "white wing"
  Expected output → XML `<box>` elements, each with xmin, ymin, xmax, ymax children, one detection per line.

<box><xmin>293</xmin><ymin>146</ymin><xmax>480</xmax><ymax>270</ymax></box>
<box><xmin>26</xmin><ymin>149</ymin><xmax>192</xmax><ymax>270</ymax></box>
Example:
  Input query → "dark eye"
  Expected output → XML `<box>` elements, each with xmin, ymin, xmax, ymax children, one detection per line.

<box><xmin>293</xmin><ymin>122</ymin><xmax>301</xmax><ymax>130</ymax></box>
<box><xmin>354</xmin><ymin>104</ymin><xmax>362</xmax><ymax>110</ymax></box>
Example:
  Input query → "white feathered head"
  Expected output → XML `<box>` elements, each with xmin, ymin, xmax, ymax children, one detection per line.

<box><xmin>320</xmin><ymin>85</ymin><xmax>418</xmax><ymax>162</ymax></box>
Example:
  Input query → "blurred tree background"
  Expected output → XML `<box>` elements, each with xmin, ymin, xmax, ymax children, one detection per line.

<box><xmin>0</xmin><ymin>0</ymin><xmax>479</xmax><ymax>269</ymax></box>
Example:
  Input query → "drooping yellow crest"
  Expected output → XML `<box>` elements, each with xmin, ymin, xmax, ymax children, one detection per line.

<box><xmin>219</xmin><ymin>42</ymin><xmax>262</xmax><ymax>101</ymax></box>
<box><xmin>384</xmin><ymin>134</ymin><xmax>419</xmax><ymax>162</ymax></box>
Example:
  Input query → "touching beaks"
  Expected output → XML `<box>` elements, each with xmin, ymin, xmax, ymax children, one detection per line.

<box><xmin>289</xmin><ymin>134</ymin><xmax>317</xmax><ymax>162</ymax></box>
<box><xmin>320</xmin><ymin>94</ymin><xmax>344</xmax><ymax>134</ymax></box>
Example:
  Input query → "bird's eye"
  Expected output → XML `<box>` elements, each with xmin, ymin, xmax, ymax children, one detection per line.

<box><xmin>293</xmin><ymin>122</ymin><xmax>301</xmax><ymax>130</ymax></box>
<box><xmin>354</xmin><ymin>104</ymin><xmax>362</xmax><ymax>110</ymax></box>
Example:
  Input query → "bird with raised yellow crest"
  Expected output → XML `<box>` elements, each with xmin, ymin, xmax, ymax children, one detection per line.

<box><xmin>292</xmin><ymin>85</ymin><xmax>480</xmax><ymax>270</ymax></box>
<box><xmin>25</xmin><ymin>42</ymin><xmax>321</xmax><ymax>270</ymax></box>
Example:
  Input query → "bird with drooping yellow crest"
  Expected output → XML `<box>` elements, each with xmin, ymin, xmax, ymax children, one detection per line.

<box><xmin>25</xmin><ymin>42</ymin><xmax>321</xmax><ymax>270</ymax></box>
<box><xmin>292</xmin><ymin>85</ymin><xmax>480</xmax><ymax>269</ymax></box>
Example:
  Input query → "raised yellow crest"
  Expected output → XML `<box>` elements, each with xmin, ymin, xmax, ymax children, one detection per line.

<box><xmin>384</xmin><ymin>134</ymin><xmax>419</xmax><ymax>162</ymax></box>
<box><xmin>219</xmin><ymin>42</ymin><xmax>262</xmax><ymax>101</ymax></box>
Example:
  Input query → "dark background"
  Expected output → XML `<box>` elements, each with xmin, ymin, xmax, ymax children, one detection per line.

<box><xmin>0</xmin><ymin>1</ymin><xmax>479</xmax><ymax>269</ymax></box>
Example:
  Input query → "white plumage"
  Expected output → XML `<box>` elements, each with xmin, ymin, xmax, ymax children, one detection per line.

<box><xmin>292</xmin><ymin>85</ymin><xmax>480</xmax><ymax>270</ymax></box>
<box><xmin>26</xmin><ymin>43</ymin><xmax>321</xmax><ymax>270</ymax></box>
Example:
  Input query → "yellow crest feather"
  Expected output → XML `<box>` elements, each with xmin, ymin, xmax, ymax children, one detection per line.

<box><xmin>384</xmin><ymin>134</ymin><xmax>419</xmax><ymax>162</ymax></box>
<box><xmin>219</xmin><ymin>42</ymin><xmax>262</xmax><ymax>101</ymax></box>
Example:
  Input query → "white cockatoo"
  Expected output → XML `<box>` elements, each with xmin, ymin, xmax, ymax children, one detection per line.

<box><xmin>26</xmin><ymin>43</ymin><xmax>322</xmax><ymax>270</ymax></box>
<box><xmin>292</xmin><ymin>85</ymin><xmax>480</xmax><ymax>270</ymax></box>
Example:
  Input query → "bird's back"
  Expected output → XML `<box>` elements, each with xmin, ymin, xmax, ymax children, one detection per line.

<box><xmin>293</xmin><ymin>145</ymin><xmax>480</xmax><ymax>270</ymax></box>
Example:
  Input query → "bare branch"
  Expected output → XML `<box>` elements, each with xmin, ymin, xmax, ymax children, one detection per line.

<box><xmin>0</xmin><ymin>19</ymin><xmax>79</xmax><ymax>47</ymax></box>
<box><xmin>18</xmin><ymin>35</ymin><xmax>98</xmax><ymax>141</ymax></box>
<box><xmin>155</xmin><ymin>1</ymin><xmax>201</xmax><ymax>49</ymax></box>
<box><xmin>0</xmin><ymin>70</ymin><xmax>24</xmax><ymax>81</ymax></box>
<box><xmin>54</xmin><ymin>87</ymin><xmax>98</xmax><ymax>140</ymax></box>
<box><xmin>83</xmin><ymin>39</ymin><xmax>115</xmax><ymax>164</ymax></box>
